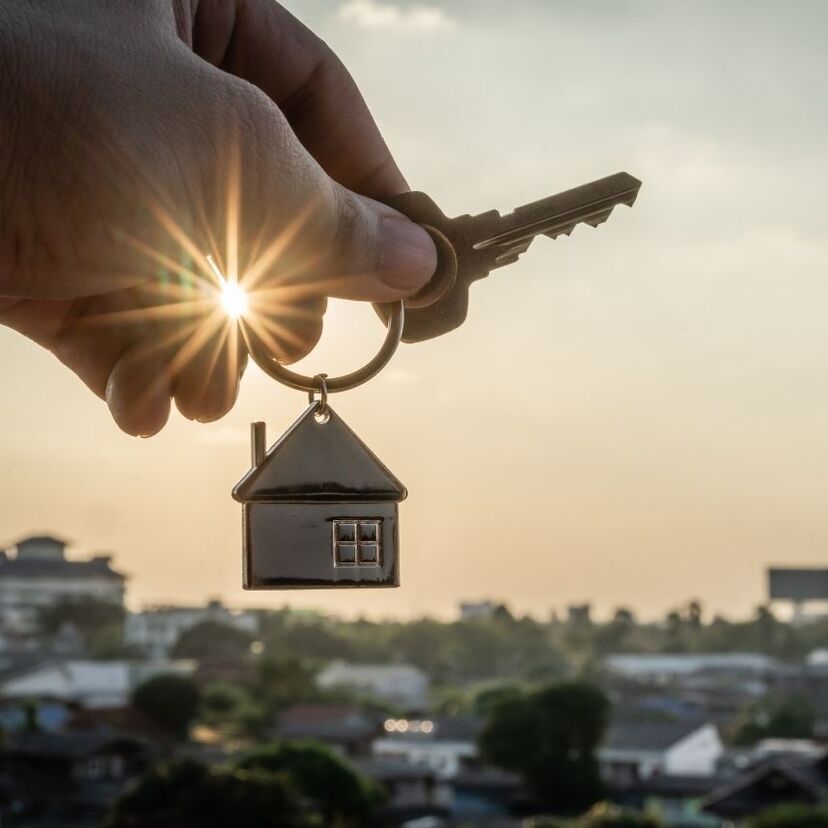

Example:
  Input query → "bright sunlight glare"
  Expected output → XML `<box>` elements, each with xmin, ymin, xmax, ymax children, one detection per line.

<box><xmin>220</xmin><ymin>279</ymin><xmax>248</xmax><ymax>319</ymax></box>
<box><xmin>207</xmin><ymin>254</ymin><xmax>249</xmax><ymax>319</ymax></box>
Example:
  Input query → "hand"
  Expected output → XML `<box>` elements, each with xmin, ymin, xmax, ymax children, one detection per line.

<box><xmin>0</xmin><ymin>0</ymin><xmax>436</xmax><ymax>436</ymax></box>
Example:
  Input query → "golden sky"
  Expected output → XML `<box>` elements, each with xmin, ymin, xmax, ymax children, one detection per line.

<box><xmin>1</xmin><ymin>0</ymin><xmax>827</xmax><ymax>620</ymax></box>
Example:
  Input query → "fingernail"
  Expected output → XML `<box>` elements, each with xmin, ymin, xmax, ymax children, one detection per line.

<box><xmin>379</xmin><ymin>217</ymin><xmax>437</xmax><ymax>292</ymax></box>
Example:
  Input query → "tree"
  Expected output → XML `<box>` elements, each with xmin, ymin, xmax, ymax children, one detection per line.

<box><xmin>172</xmin><ymin>621</ymin><xmax>254</xmax><ymax>661</ymax></box>
<box><xmin>577</xmin><ymin>803</ymin><xmax>664</xmax><ymax>827</ymax></box>
<box><xmin>104</xmin><ymin>757</ymin><xmax>313</xmax><ymax>827</ymax></box>
<box><xmin>237</xmin><ymin>742</ymin><xmax>381</xmax><ymax>827</ymax></box>
<box><xmin>254</xmin><ymin>654</ymin><xmax>318</xmax><ymax>712</ymax></box>
<box><xmin>479</xmin><ymin>681</ymin><xmax>610</xmax><ymax>814</ymax></box>
<box><xmin>199</xmin><ymin>681</ymin><xmax>267</xmax><ymax>739</ymax></box>
<box><xmin>747</xmin><ymin>804</ymin><xmax>828</xmax><ymax>828</ymax></box>
<box><xmin>731</xmin><ymin>695</ymin><xmax>815</xmax><ymax>746</ymax></box>
<box><xmin>132</xmin><ymin>674</ymin><xmax>200</xmax><ymax>740</ymax></box>
<box><xmin>39</xmin><ymin>597</ymin><xmax>124</xmax><ymax>637</ymax></box>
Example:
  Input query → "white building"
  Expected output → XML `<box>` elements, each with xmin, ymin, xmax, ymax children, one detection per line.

<box><xmin>373</xmin><ymin>716</ymin><xmax>481</xmax><ymax>778</ymax></box>
<box><xmin>0</xmin><ymin>659</ymin><xmax>195</xmax><ymax>708</ymax></box>
<box><xmin>125</xmin><ymin>600</ymin><xmax>259</xmax><ymax>658</ymax></box>
<box><xmin>0</xmin><ymin>535</ymin><xmax>125</xmax><ymax>633</ymax></box>
<box><xmin>316</xmin><ymin>662</ymin><xmax>430</xmax><ymax>711</ymax></box>
<box><xmin>605</xmin><ymin>653</ymin><xmax>780</xmax><ymax>683</ymax></box>
<box><xmin>459</xmin><ymin>601</ymin><xmax>498</xmax><ymax>622</ymax></box>
<box><xmin>599</xmin><ymin>720</ymin><xmax>724</xmax><ymax>786</ymax></box>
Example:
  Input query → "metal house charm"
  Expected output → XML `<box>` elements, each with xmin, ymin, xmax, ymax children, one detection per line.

<box><xmin>232</xmin><ymin>403</ymin><xmax>407</xmax><ymax>589</ymax></box>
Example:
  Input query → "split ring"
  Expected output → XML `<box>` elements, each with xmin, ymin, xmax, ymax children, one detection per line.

<box><xmin>243</xmin><ymin>301</ymin><xmax>404</xmax><ymax>394</ymax></box>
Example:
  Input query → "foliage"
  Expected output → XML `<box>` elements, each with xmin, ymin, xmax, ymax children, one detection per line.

<box><xmin>104</xmin><ymin>757</ymin><xmax>314</xmax><ymax>827</ymax></box>
<box><xmin>576</xmin><ymin>803</ymin><xmax>664</xmax><ymax>827</ymax></box>
<box><xmin>746</xmin><ymin>804</ymin><xmax>828</xmax><ymax>828</ymax></box>
<box><xmin>254</xmin><ymin>654</ymin><xmax>319</xmax><ymax>713</ymax></box>
<box><xmin>38</xmin><ymin>597</ymin><xmax>124</xmax><ymax>637</ymax></box>
<box><xmin>730</xmin><ymin>694</ymin><xmax>815</xmax><ymax>745</ymax></box>
<box><xmin>172</xmin><ymin>620</ymin><xmax>254</xmax><ymax>661</ymax></box>
<box><xmin>480</xmin><ymin>681</ymin><xmax>610</xmax><ymax>814</ymax></box>
<box><xmin>199</xmin><ymin>682</ymin><xmax>268</xmax><ymax>739</ymax></box>
<box><xmin>236</xmin><ymin>741</ymin><xmax>381</xmax><ymax>827</ymax></box>
<box><xmin>132</xmin><ymin>674</ymin><xmax>201</xmax><ymax>739</ymax></box>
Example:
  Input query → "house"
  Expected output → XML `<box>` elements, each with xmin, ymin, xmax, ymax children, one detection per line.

<box><xmin>317</xmin><ymin>662</ymin><xmax>430</xmax><ymax>711</ymax></box>
<box><xmin>459</xmin><ymin>601</ymin><xmax>498</xmax><ymax>622</ymax></box>
<box><xmin>0</xmin><ymin>659</ymin><xmax>195</xmax><ymax>708</ymax></box>
<box><xmin>373</xmin><ymin>716</ymin><xmax>482</xmax><ymax>778</ymax></box>
<box><xmin>701</xmin><ymin>752</ymin><xmax>828</xmax><ymax>822</ymax></box>
<box><xmin>273</xmin><ymin>704</ymin><xmax>384</xmax><ymax>757</ymax></box>
<box><xmin>1</xmin><ymin>730</ymin><xmax>154</xmax><ymax>826</ymax></box>
<box><xmin>0</xmin><ymin>535</ymin><xmax>125</xmax><ymax>633</ymax></box>
<box><xmin>125</xmin><ymin>599</ymin><xmax>259</xmax><ymax>658</ymax></box>
<box><xmin>599</xmin><ymin>718</ymin><xmax>724</xmax><ymax>786</ymax></box>
<box><xmin>232</xmin><ymin>409</ymin><xmax>407</xmax><ymax>589</ymax></box>
<box><xmin>354</xmin><ymin>758</ymin><xmax>451</xmax><ymax>824</ymax></box>
<box><xmin>615</xmin><ymin>774</ymin><xmax>724</xmax><ymax>828</ymax></box>
<box><xmin>604</xmin><ymin>653</ymin><xmax>781</xmax><ymax>684</ymax></box>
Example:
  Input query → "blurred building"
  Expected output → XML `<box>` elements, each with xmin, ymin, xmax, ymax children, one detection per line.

<box><xmin>124</xmin><ymin>599</ymin><xmax>259</xmax><ymax>657</ymax></box>
<box><xmin>272</xmin><ymin>704</ymin><xmax>384</xmax><ymax>758</ymax></box>
<box><xmin>316</xmin><ymin>662</ymin><xmax>430</xmax><ymax>711</ymax></box>
<box><xmin>0</xmin><ymin>658</ymin><xmax>195</xmax><ymax>708</ymax></box>
<box><xmin>599</xmin><ymin>719</ymin><xmax>724</xmax><ymax>786</ymax></box>
<box><xmin>459</xmin><ymin>601</ymin><xmax>498</xmax><ymax>621</ymax></box>
<box><xmin>0</xmin><ymin>535</ymin><xmax>125</xmax><ymax>633</ymax></box>
<box><xmin>373</xmin><ymin>715</ymin><xmax>482</xmax><ymax>779</ymax></box>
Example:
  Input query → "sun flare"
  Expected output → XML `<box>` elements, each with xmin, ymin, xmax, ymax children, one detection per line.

<box><xmin>219</xmin><ymin>279</ymin><xmax>249</xmax><ymax>319</ymax></box>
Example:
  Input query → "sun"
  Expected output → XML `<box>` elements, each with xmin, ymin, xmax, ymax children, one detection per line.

<box><xmin>206</xmin><ymin>254</ymin><xmax>249</xmax><ymax>319</ymax></box>
<box><xmin>220</xmin><ymin>279</ymin><xmax>249</xmax><ymax>319</ymax></box>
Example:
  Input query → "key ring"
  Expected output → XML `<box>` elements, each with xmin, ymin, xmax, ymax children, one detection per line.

<box><xmin>242</xmin><ymin>301</ymin><xmax>404</xmax><ymax>394</ymax></box>
<box><xmin>308</xmin><ymin>373</ymin><xmax>329</xmax><ymax>417</ymax></box>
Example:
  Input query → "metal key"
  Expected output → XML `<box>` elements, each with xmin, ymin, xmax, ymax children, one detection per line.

<box><xmin>385</xmin><ymin>171</ymin><xmax>642</xmax><ymax>343</ymax></box>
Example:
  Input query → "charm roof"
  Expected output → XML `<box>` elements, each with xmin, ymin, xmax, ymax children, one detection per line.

<box><xmin>233</xmin><ymin>404</ymin><xmax>407</xmax><ymax>503</ymax></box>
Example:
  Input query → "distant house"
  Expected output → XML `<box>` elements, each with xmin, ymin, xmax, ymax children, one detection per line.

<box><xmin>702</xmin><ymin>752</ymin><xmax>828</xmax><ymax>822</ymax></box>
<box><xmin>605</xmin><ymin>653</ymin><xmax>781</xmax><ymax>684</ymax></box>
<box><xmin>273</xmin><ymin>704</ymin><xmax>384</xmax><ymax>758</ymax></box>
<box><xmin>459</xmin><ymin>601</ymin><xmax>498</xmax><ymax>622</ymax></box>
<box><xmin>316</xmin><ymin>662</ymin><xmax>429</xmax><ymax>711</ymax></box>
<box><xmin>599</xmin><ymin>719</ymin><xmax>724</xmax><ymax>786</ymax></box>
<box><xmin>1</xmin><ymin>730</ymin><xmax>153</xmax><ymax>825</ymax></box>
<box><xmin>0</xmin><ymin>535</ymin><xmax>125</xmax><ymax>633</ymax></box>
<box><xmin>372</xmin><ymin>716</ymin><xmax>482</xmax><ymax>778</ymax></box>
<box><xmin>0</xmin><ymin>659</ymin><xmax>195</xmax><ymax>708</ymax></box>
<box><xmin>125</xmin><ymin>599</ymin><xmax>259</xmax><ymax>658</ymax></box>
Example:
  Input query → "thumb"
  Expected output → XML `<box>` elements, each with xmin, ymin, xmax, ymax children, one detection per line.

<box><xmin>319</xmin><ymin>184</ymin><xmax>438</xmax><ymax>302</ymax></box>
<box><xmin>213</xmin><ymin>80</ymin><xmax>437</xmax><ymax>305</ymax></box>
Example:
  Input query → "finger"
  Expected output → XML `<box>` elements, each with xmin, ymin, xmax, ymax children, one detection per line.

<box><xmin>172</xmin><ymin>316</ymin><xmax>247</xmax><ymax>422</ymax></box>
<box><xmin>192</xmin><ymin>0</ymin><xmax>408</xmax><ymax>198</ymax></box>
<box><xmin>196</xmin><ymin>74</ymin><xmax>436</xmax><ymax>306</ymax></box>
<box><xmin>106</xmin><ymin>341</ymin><xmax>173</xmax><ymax>437</ymax></box>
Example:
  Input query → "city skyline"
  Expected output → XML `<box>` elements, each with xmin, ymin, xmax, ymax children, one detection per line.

<box><xmin>2</xmin><ymin>1</ymin><xmax>828</xmax><ymax>619</ymax></box>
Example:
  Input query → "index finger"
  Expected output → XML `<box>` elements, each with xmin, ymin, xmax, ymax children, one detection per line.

<box><xmin>191</xmin><ymin>0</ymin><xmax>409</xmax><ymax>199</ymax></box>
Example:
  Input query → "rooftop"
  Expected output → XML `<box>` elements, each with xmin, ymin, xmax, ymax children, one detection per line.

<box><xmin>603</xmin><ymin>718</ymin><xmax>711</xmax><ymax>752</ymax></box>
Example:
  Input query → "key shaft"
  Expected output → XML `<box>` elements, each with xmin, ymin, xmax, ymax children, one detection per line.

<box><xmin>385</xmin><ymin>171</ymin><xmax>641</xmax><ymax>343</ymax></box>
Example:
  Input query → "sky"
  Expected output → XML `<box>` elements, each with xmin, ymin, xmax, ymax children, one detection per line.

<box><xmin>1</xmin><ymin>0</ymin><xmax>827</xmax><ymax>621</ymax></box>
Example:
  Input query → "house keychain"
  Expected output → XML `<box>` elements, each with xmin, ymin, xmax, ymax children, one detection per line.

<box><xmin>232</xmin><ymin>171</ymin><xmax>642</xmax><ymax>590</ymax></box>
<box><xmin>233</xmin><ymin>302</ymin><xmax>408</xmax><ymax>590</ymax></box>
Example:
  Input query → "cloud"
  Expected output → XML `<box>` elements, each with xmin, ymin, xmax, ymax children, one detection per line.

<box><xmin>338</xmin><ymin>0</ymin><xmax>456</xmax><ymax>33</ymax></box>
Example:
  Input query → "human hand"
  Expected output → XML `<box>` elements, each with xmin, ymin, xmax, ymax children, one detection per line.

<box><xmin>0</xmin><ymin>0</ymin><xmax>436</xmax><ymax>435</ymax></box>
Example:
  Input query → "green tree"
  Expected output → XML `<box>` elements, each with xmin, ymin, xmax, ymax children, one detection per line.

<box><xmin>237</xmin><ymin>742</ymin><xmax>381</xmax><ymax>827</ymax></box>
<box><xmin>747</xmin><ymin>804</ymin><xmax>828</xmax><ymax>828</ymax></box>
<box><xmin>172</xmin><ymin>621</ymin><xmax>254</xmax><ymax>661</ymax></box>
<box><xmin>731</xmin><ymin>695</ymin><xmax>815</xmax><ymax>745</ymax></box>
<box><xmin>39</xmin><ymin>597</ymin><xmax>124</xmax><ymax>637</ymax></box>
<box><xmin>479</xmin><ymin>681</ymin><xmax>610</xmax><ymax>814</ymax></box>
<box><xmin>254</xmin><ymin>654</ymin><xmax>318</xmax><ymax>712</ymax></box>
<box><xmin>104</xmin><ymin>757</ymin><xmax>313</xmax><ymax>827</ymax></box>
<box><xmin>577</xmin><ymin>803</ymin><xmax>664</xmax><ymax>827</ymax></box>
<box><xmin>199</xmin><ymin>681</ymin><xmax>267</xmax><ymax>739</ymax></box>
<box><xmin>132</xmin><ymin>674</ymin><xmax>200</xmax><ymax>740</ymax></box>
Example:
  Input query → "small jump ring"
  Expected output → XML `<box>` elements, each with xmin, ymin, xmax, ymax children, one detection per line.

<box><xmin>308</xmin><ymin>373</ymin><xmax>329</xmax><ymax>414</ymax></box>
<box><xmin>243</xmin><ymin>301</ymin><xmax>404</xmax><ymax>394</ymax></box>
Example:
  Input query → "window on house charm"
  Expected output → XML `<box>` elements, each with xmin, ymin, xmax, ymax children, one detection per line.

<box><xmin>333</xmin><ymin>520</ymin><xmax>381</xmax><ymax>567</ymax></box>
